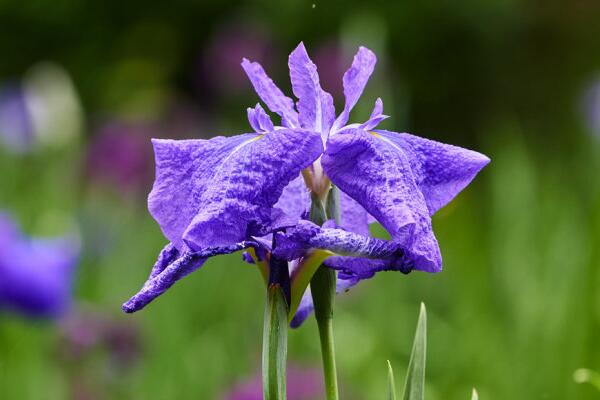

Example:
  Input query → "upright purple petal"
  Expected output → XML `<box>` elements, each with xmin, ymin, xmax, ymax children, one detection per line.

<box><xmin>247</xmin><ymin>103</ymin><xmax>274</xmax><ymax>133</ymax></box>
<box><xmin>374</xmin><ymin>130</ymin><xmax>490</xmax><ymax>215</ymax></box>
<box><xmin>359</xmin><ymin>98</ymin><xmax>389</xmax><ymax>131</ymax></box>
<box><xmin>322</xmin><ymin>128</ymin><xmax>442</xmax><ymax>272</ymax></box>
<box><xmin>241</xmin><ymin>58</ymin><xmax>299</xmax><ymax>128</ymax></box>
<box><xmin>331</xmin><ymin>47</ymin><xmax>377</xmax><ymax>132</ymax></box>
<box><xmin>288</xmin><ymin>42</ymin><xmax>336</xmax><ymax>139</ymax></box>
<box><xmin>148</xmin><ymin>129</ymin><xmax>323</xmax><ymax>252</ymax></box>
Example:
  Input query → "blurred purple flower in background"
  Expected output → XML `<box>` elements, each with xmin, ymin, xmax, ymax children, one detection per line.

<box><xmin>59</xmin><ymin>307</ymin><xmax>141</xmax><ymax>369</ymax></box>
<box><xmin>0</xmin><ymin>84</ymin><xmax>35</xmax><ymax>153</ymax></box>
<box><xmin>87</xmin><ymin>121</ymin><xmax>154</xmax><ymax>193</ymax></box>
<box><xmin>222</xmin><ymin>365</ymin><xmax>323</xmax><ymax>400</ymax></box>
<box><xmin>199</xmin><ymin>21</ymin><xmax>277</xmax><ymax>98</ymax></box>
<box><xmin>582</xmin><ymin>76</ymin><xmax>600</xmax><ymax>139</ymax></box>
<box><xmin>0</xmin><ymin>63</ymin><xmax>83</xmax><ymax>154</ymax></box>
<box><xmin>0</xmin><ymin>213</ymin><xmax>79</xmax><ymax>318</ymax></box>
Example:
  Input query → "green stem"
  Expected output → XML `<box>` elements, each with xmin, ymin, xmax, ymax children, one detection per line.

<box><xmin>311</xmin><ymin>266</ymin><xmax>339</xmax><ymax>400</ymax></box>
<box><xmin>309</xmin><ymin>185</ymin><xmax>340</xmax><ymax>400</ymax></box>
<box><xmin>262</xmin><ymin>284</ymin><xmax>288</xmax><ymax>400</ymax></box>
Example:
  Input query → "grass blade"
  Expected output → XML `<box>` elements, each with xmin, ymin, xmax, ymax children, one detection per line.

<box><xmin>387</xmin><ymin>360</ymin><xmax>397</xmax><ymax>400</ymax></box>
<box><xmin>402</xmin><ymin>303</ymin><xmax>427</xmax><ymax>400</ymax></box>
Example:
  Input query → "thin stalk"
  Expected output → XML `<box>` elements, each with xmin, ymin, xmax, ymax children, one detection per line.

<box><xmin>311</xmin><ymin>266</ymin><xmax>339</xmax><ymax>400</ymax></box>
<box><xmin>309</xmin><ymin>186</ymin><xmax>340</xmax><ymax>400</ymax></box>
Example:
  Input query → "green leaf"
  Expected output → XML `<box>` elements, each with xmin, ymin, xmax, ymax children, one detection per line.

<box><xmin>471</xmin><ymin>388</ymin><xmax>479</xmax><ymax>400</ymax></box>
<box><xmin>288</xmin><ymin>249</ymin><xmax>332</xmax><ymax>322</ymax></box>
<box><xmin>387</xmin><ymin>360</ymin><xmax>397</xmax><ymax>400</ymax></box>
<box><xmin>262</xmin><ymin>284</ymin><xmax>288</xmax><ymax>400</ymax></box>
<box><xmin>402</xmin><ymin>303</ymin><xmax>427</xmax><ymax>400</ymax></box>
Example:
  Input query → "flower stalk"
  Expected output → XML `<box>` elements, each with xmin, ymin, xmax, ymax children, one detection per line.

<box><xmin>310</xmin><ymin>186</ymin><xmax>340</xmax><ymax>400</ymax></box>
<box><xmin>262</xmin><ymin>256</ymin><xmax>290</xmax><ymax>400</ymax></box>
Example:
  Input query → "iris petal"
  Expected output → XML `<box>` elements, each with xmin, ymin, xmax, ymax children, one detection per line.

<box><xmin>123</xmin><ymin>242</ymin><xmax>253</xmax><ymax>313</ymax></box>
<box><xmin>247</xmin><ymin>103</ymin><xmax>274</xmax><ymax>133</ymax></box>
<box><xmin>241</xmin><ymin>58</ymin><xmax>299</xmax><ymax>128</ymax></box>
<box><xmin>373</xmin><ymin>130</ymin><xmax>491</xmax><ymax>215</ymax></box>
<box><xmin>331</xmin><ymin>47</ymin><xmax>377</xmax><ymax>133</ymax></box>
<box><xmin>148</xmin><ymin>129</ymin><xmax>323</xmax><ymax>251</ymax></box>
<box><xmin>288</xmin><ymin>42</ymin><xmax>336</xmax><ymax>139</ymax></box>
<box><xmin>322</xmin><ymin>128</ymin><xmax>442</xmax><ymax>272</ymax></box>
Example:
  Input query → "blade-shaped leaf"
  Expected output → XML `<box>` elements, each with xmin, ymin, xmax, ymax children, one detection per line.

<box><xmin>471</xmin><ymin>388</ymin><xmax>479</xmax><ymax>400</ymax></box>
<box><xmin>387</xmin><ymin>360</ymin><xmax>397</xmax><ymax>400</ymax></box>
<box><xmin>402</xmin><ymin>303</ymin><xmax>427</xmax><ymax>400</ymax></box>
<box><xmin>262</xmin><ymin>284</ymin><xmax>288</xmax><ymax>400</ymax></box>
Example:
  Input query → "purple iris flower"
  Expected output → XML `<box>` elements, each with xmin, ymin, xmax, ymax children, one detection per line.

<box><xmin>0</xmin><ymin>213</ymin><xmax>79</xmax><ymax>318</ymax></box>
<box><xmin>123</xmin><ymin>43</ymin><xmax>489</xmax><ymax>324</ymax></box>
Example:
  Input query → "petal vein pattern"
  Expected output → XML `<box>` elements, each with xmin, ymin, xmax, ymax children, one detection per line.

<box><xmin>288</xmin><ymin>43</ymin><xmax>335</xmax><ymax>139</ymax></box>
<box><xmin>321</xmin><ymin>128</ymin><xmax>441</xmax><ymax>272</ymax></box>
<box><xmin>241</xmin><ymin>58</ymin><xmax>299</xmax><ymax>128</ymax></box>
<box><xmin>148</xmin><ymin>129</ymin><xmax>323</xmax><ymax>251</ymax></box>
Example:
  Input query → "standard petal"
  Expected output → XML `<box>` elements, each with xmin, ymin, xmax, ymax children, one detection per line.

<box><xmin>241</xmin><ymin>58</ymin><xmax>299</xmax><ymax>128</ymax></box>
<box><xmin>359</xmin><ymin>98</ymin><xmax>389</xmax><ymax>131</ymax></box>
<box><xmin>331</xmin><ymin>47</ymin><xmax>377</xmax><ymax>132</ymax></box>
<box><xmin>322</xmin><ymin>128</ymin><xmax>442</xmax><ymax>272</ymax></box>
<box><xmin>122</xmin><ymin>241</ymin><xmax>251</xmax><ymax>313</ymax></box>
<box><xmin>288</xmin><ymin>43</ymin><xmax>336</xmax><ymax>139</ymax></box>
<box><xmin>374</xmin><ymin>130</ymin><xmax>490</xmax><ymax>215</ymax></box>
<box><xmin>148</xmin><ymin>129</ymin><xmax>323</xmax><ymax>251</ymax></box>
<box><xmin>247</xmin><ymin>103</ymin><xmax>274</xmax><ymax>133</ymax></box>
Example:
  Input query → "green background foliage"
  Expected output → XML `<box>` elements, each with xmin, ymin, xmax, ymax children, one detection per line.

<box><xmin>0</xmin><ymin>1</ymin><xmax>599</xmax><ymax>398</ymax></box>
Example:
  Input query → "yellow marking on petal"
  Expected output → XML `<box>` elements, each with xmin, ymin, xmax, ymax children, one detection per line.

<box><xmin>370</xmin><ymin>131</ymin><xmax>382</xmax><ymax>138</ymax></box>
<box><xmin>288</xmin><ymin>249</ymin><xmax>334</xmax><ymax>322</ymax></box>
<box><xmin>248</xmin><ymin>247</ymin><xmax>268</xmax><ymax>285</ymax></box>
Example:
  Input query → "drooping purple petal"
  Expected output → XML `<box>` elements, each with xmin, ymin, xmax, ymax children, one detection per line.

<box><xmin>241</xmin><ymin>58</ymin><xmax>299</xmax><ymax>128</ymax></box>
<box><xmin>288</xmin><ymin>42</ymin><xmax>336</xmax><ymax>139</ymax></box>
<box><xmin>273</xmin><ymin>220</ymin><xmax>405</xmax><ymax>265</ymax></box>
<box><xmin>147</xmin><ymin>129</ymin><xmax>323</xmax><ymax>251</ymax></box>
<box><xmin>373</xmin><ymin>130</ymin><xmax>491</xmax><ymax>215</ymax></box>
<box><xmin>246</xmin><ymin>103</ymin><xmax>274</xmax><ymax>133</ymax></box>
<box><xmin>123</xmin><ymin>241</ymin><xmax>253</xmax><ymax>313</ymax></box>
<box><xmin>322</xmin><ymin>128</ymin><xmax>442</xmax><ymax>272</ymax></box>
<box><xmin>0</xmin><ymin>214</ymin><xmax>79</xmax><ymax>318</ymax></box>
<box><xmin>331</xmin><ymin>47</ymin><xmax>377</xmax><ymax>133</ymax></box>
<box><xmin>359</xmin><ymin>98</ymin><xmax>389</xmax><ymax>131</ymax></box>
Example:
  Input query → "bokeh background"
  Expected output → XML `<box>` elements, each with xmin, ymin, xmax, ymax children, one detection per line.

<box><xmin>1</xmin><ymin>1</ymin><xmax>600</xmax><ymax>399</ymax></box>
